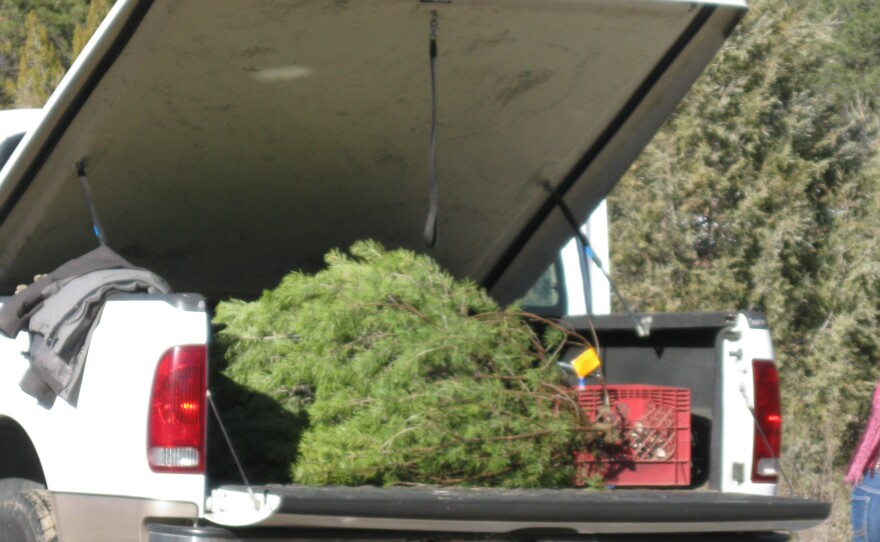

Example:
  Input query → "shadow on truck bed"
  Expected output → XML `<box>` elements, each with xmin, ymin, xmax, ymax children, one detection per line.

<box><xmin>207</xmin><ymin>361</ymin><xmax>306</xmax><ymax>486</ymax></box>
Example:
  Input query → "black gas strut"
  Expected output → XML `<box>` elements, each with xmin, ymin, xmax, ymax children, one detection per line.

<box><xmin>542</xmin><ymin>181</ymin><xmax>649</xmax><ymax>337</ymax></box>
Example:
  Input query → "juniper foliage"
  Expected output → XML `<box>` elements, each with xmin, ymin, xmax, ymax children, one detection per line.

<box><xmin>215</xmin><ymin>241</ymin><xmax>585</xmax><ymax>487</ymax></box>
<box><xmin>609</xmin><ymin>0</ymin><xmax>880</xmax><ymax>537</ymax></box>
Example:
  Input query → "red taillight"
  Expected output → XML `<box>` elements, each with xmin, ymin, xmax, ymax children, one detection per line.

<box><xmin>752</xmin><ymin>359</ymin><xmax>782</xmax><ymax>483</ymax></box>
<box><xmin>148</xmin><ymin>345</ymin><xmax>207</xmax><ymax>473</ymax></box>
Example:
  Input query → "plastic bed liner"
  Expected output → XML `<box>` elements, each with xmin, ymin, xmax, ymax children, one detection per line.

<box><xmin>205</xmin><ymin>485</ymin><xmax>830</xmax><ymax>535</ymax></box>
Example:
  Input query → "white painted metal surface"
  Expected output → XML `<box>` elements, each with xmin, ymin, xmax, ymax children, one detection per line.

<box><xmin>719</xmin><ymin>313</ymin><xmax>777</xmax><ymax>496</ymax></box>
<box><xmin>0</xmin><ymin>109</ymin><xmax>42</xmax><ymax>178</ymax></box>
<box><xmin>560</xmin><ymin>200</ymin><xmax>612</xmax><ymax>316</ymax></box>
<box><xmin>0</xmin><ymin>109</ymin><xmax>42</xmax><ymax>142</ymax></box>
<box><xmin>0</xmin><ymin>296</ymin><xmax>209</xmax><ymax>512</ymax></box>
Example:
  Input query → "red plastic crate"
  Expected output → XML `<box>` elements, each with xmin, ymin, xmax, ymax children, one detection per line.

<box><xmin>575</xmin><ymin>384</ymin><xmax>691</xmax><ymax>487</ymax></box>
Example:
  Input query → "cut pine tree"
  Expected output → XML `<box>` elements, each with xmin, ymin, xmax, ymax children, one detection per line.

<box><xmin>214</xmin><ymin>240</ymin><xmax>596</xmax><ymax>488</ymax></box>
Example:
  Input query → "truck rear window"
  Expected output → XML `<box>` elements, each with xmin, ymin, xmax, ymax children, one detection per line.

<box><xmin>520</xmin><ymin>259</ymin><xmax>567</xmax><ymax>316</ymax></box>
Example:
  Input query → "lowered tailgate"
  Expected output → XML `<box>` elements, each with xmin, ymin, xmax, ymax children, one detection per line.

<box><xmin>204</xmin><ymin>484</ymin><xmax>829</xmax><ymax>536</ymax></box>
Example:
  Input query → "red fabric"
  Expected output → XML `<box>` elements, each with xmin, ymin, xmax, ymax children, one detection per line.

<box><xmin>846</xmin><ymin>381</ymin><xmax>880</xmax><ymax>485</ymax></box>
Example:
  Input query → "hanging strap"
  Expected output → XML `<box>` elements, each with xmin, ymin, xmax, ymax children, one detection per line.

<box><xmin>423</xmin><ymin>11</ymin><xmax>440</xmax><ymax>247</ymax></box>
<box><xmin>75</xmin><ymin>161</ymin><xmax>108</xmax><ymax>247</ymax></box>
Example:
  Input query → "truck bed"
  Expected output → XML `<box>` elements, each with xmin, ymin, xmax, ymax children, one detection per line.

<box><xmin>203</xmin><ymin>484</ymin><xmax>829</xmax><ymax>536</ymax></box>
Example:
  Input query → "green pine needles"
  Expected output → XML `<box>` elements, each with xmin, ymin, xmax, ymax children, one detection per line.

<box><xmin>214</xmin><ymin>240</ymin><xmax>588</xmax><ymax>487</ymax></box>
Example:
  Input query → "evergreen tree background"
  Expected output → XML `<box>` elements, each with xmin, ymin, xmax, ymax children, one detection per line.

<box><xmin>610</xmin><ymin>0</ymin><xmax>880</xmax><ymax>538</ymax></box>
<box><xmin>3</xmin><ymin>0</ymin><xmax>880</xmax><ymax>538</ymax></box>
<box><xmin>1</xmin><ymin>0</ymin><xmax>110</xmax><ymax>106</ymax></box>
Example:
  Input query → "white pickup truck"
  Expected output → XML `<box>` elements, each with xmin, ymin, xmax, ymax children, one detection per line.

<box><xmin>0</xmin><ymin>0</ymin><xmax>829</xmax><ymax>541</ymax></box>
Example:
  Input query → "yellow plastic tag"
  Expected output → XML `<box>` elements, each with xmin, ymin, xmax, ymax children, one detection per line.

<box><xmin>572</xmin><ymin>347</ymin><xmax>601</xmax><ymax>378</ymax></box>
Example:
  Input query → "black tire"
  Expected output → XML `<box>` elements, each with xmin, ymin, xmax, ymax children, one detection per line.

<box><xmin>0</xmin><ymin>490</ymin><xmax>58</xmax><ymax>542</ymax></box>
<box><xmin>0</xmin><ymin>479</ymin><xmax>44</xmax><ymax>500</ymax></box>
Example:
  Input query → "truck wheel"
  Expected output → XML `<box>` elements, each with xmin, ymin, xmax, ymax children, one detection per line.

<box><xmin>0</xmin><ymin>490</ymin><xmax>58</xmax><ymax>542</ymax></box>
<box><xmin>0</xmin><ymin>479</ymin><xmax>44</xmax><ymax>499</ymax></box>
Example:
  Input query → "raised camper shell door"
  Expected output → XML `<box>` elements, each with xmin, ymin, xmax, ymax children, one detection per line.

<box><xmin>0</xmin><ymin>0</ymin><xmax>743</xmax><ymax>302</ymax></box>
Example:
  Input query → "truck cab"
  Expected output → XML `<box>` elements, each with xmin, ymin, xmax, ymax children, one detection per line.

<box><xmin>0</xmin><ymin>109</ymin><xmax>42</xmax><ymax>173</ymax></box>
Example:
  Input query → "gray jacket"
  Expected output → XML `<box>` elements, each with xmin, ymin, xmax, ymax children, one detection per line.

<box><xmin>0</xmin><ymin>246</ymin><xmax>170</xmax><ymax>405</ymax></box>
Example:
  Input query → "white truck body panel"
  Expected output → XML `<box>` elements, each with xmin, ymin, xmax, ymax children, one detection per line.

<box><xmin>560</xmin><ymin>200</ymin><xmax>612</xmax><ymax>317</ymax></box>
<box><xmin>0</xmin><ymin>109</ymin><xmax>43</xmax><ymax>179</ymax></box>
<box><xmin>719</xmin><ymin>313</ymin><xmax>777</xmax><ymax>496</ymax></box>
<box><xmin>0</xmin><ymin>109</ymin><xmax>42</xmax><ymax>143</ymax></box>
<box><xmin>0</xmin><ymin>297</ymin><xmax>208</xmax><ymax>511</ymax></box>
